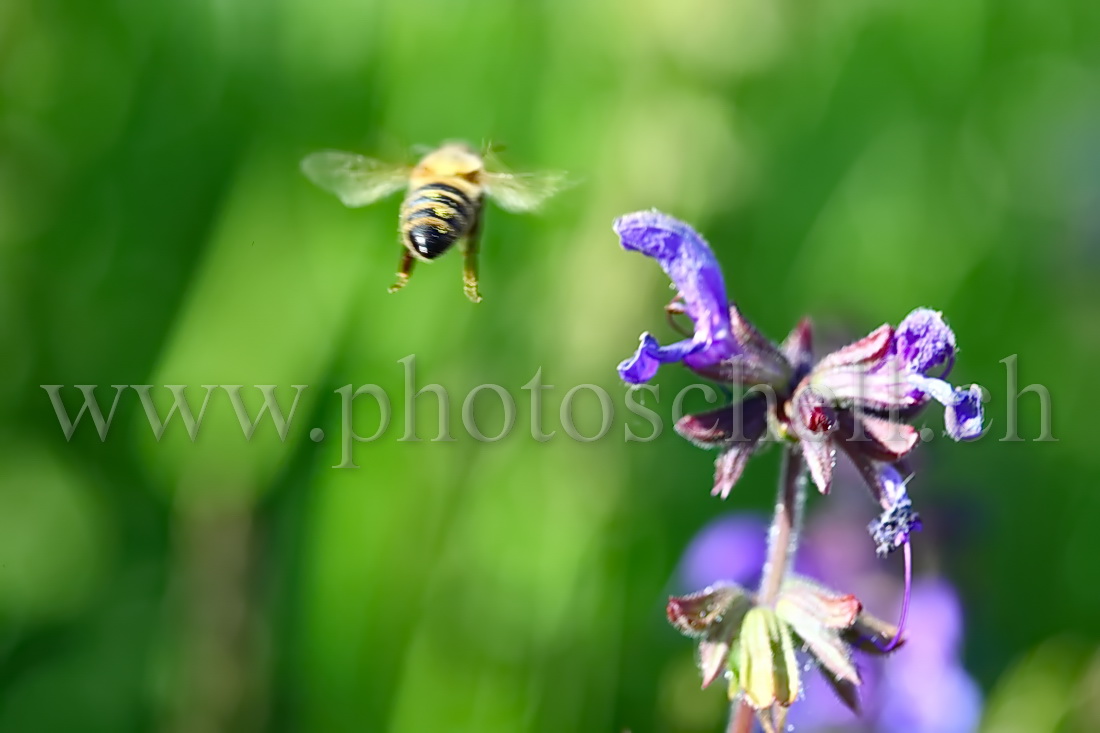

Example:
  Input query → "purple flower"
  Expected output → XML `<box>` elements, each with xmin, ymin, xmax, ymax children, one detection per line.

<box><xmin>616</xmin><ymin>211</ymin><xmax>986</xmax><ymax>506</ymax></box>
<box><xmin>615</xmin><ymin>211</ymin><xmax>741</xmax><ymax>383</ymax></box>
<box><xmin>620</xmin><ymin>211</ymin><xmax>988</xmax><ymax>731</ymax></box>
<box><xmin>678</xmin><ymin>514</ymin><xmax>822</xmax><ymax>591</ymax></box>
<box><xmin>796</xmin><ymin>309</ymin><xmax>984</xmax><ymax>445</ymax></box>
<box><xmin>790</xmin><ymin>312</ymin><xmax>985</xmax><ymax>493</ymax></box>
<box><xmin>881</xmin><ymin>308</ymin><xmax>984</xmax><ymax>441</ymax></box>
<box><xmin>678</xmin><ymin>515</ymin><xmax>769</xmax><ymax>591</ymax></box>
<box><xmin>860</xmin><ymin>464</ymin><xmax>924</xmax><ymax>557</ymax></box>
<box><xmin>788</xmin><ymin>663</ymin><xmax>883</xmax><ymax>729</ymax></box>
<box><xmin>891</xmin><ymin>307</ymin><xmax>956</xmax><ymax>375</ymax></box>
<box><xmin>877</xmin><ymin>581</ymin><xmax>982</xmax><ymax>733</ymax></box>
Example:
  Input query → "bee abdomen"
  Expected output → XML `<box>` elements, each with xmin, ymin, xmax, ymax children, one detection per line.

<box><xmin>401</xmin><ymin>182</ymin><xmax>478</xmax><ymax>259</ymax></box>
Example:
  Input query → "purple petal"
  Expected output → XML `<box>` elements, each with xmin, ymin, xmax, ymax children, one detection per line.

<box><xmin>893</xmin><ymin>309</ymin><xmax>956</xmax><ymax>377</ymax></box>
<box><xmin>907</xmin><ymin>374</ymin><xmax>956</xmax><ymax>405</ymax></box>
<box><xmin>867</xmin><ymin>465</ymin><xmax>922</xmax><ymax>556</ymax></box>
<box><xmin>617</xmin><ymin>332</ymin><xmax>702</xmax><ymax>383</ymax></box>
<box><xmin>615</xmin><ymin>211</ymin><xmax>737</xmax><ymax>374</ymax></box>
<box><xmin>878</xmin><ymin>464</ymin><xmax>909</xmax><ymax>507</ymax></box>
<box><xmin>909</xmin><ymin>377</ymin><xmax>985</xmax><ymax>441</ymax></box>
<box><xmin>945</xmin><ymin>384</ymin><xmax>984</xmax><ymax>441</ymax></box>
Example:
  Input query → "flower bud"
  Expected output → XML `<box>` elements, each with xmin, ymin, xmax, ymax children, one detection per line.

<box><xmin>737</xmin><ymin>607</ymin><xmax>800</xmax><ymax>710</ymax></box>
<box><xmin>666</xmin><ymin>583</ymin><xmax>753</xmax><ymax>688</ymax></box>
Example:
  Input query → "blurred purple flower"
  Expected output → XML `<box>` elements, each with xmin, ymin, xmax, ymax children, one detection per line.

<box><xmin>677</xmin><ymin>514</ymin><xmax>823</xmax><ymax>592</ymax></box>
<box><xmin>877</xmin><ymin>581</ymin><xmax>982</xmax><ymax>733</ymax></box>
<box><xmin>678</xmin><ymin>515</ymin><xmax>769</xmax><ymax>591</ymax></box>
<box><xmin>788</xmin><ymin>661</ymin><xmax>883</xmax><ymax>729</ymax></box>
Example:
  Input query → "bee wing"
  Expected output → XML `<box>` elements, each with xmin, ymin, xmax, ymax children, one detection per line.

<box><xmin>481</xmin><ymin>169</ymin><xmax>570</xmax><ymax>213</ymax></box>
<box><xmin>300</xmin><ymin>150</ymin><xmax>409</xmax><ymax>208</ymax></box>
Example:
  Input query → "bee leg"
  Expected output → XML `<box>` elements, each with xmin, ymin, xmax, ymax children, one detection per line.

<box><xmin>388</xmin><ymin>250</ymin><xmax>417</xmax><ymax>294</ymax></box>
<box><xmin>460</xmin><ymin>210</ymin><xmax>483</xmax><ymax>303</ymax></box>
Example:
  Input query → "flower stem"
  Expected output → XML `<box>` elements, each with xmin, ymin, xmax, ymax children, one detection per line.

<box><xmin>727</xmin><ymin>446</ymin><xmax>807</xmax><ymax>733</ymax></box>
<box><xmin>759</xmin><ymin>446</ymin><xmax>806</xmax><ymax>605</ymax></box>
<box><xmin>727</xmin><ymin>702</ymin><xmax>755</xmax><ymax>733</ymax></box>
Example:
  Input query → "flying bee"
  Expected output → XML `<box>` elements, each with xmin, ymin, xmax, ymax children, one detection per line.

<box><xmin>300</xmin><ymin>142</ymin><xmax>566</xmax><ymax>303</ymax></box>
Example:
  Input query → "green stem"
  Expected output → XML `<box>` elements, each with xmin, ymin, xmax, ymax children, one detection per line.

<box><xmin>759</xmin><ymin>446</ymin><xmax>806</xmax><ymax>605</ymax></box>
<box><xmin>727</xmin><ymin>702</ymin><xmax>755</xmax><ymax>733</ymax></box>
<box><xmin>727</xmin><ymin>446</ymin><xmax>807</xmax><ymax>733</ymax></box>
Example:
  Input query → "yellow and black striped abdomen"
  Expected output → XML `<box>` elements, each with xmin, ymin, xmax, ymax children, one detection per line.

<box><xmin>400</xmin><ymin>180</ymin><xmax>479</xmax><ymax>260</ymax></box>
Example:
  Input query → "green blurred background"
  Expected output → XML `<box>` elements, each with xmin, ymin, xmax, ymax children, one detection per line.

<box><xmin>1</xmin><ymin>0</ymin><xmax>1097</xmax><ymax>731</ymax></box>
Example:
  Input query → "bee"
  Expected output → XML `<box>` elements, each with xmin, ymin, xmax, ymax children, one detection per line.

<box><xmin>301</xmin><ymin>142</ymin><xmax>566</xmax><ymax>303</ymax></box>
